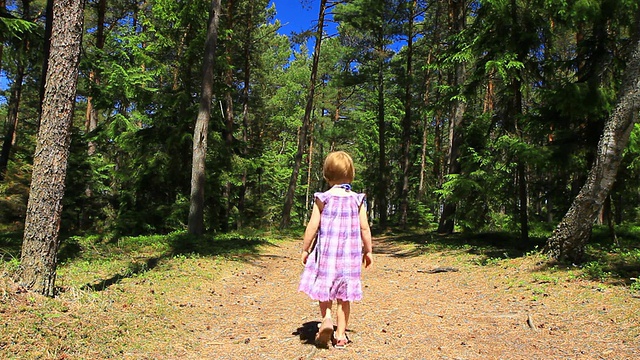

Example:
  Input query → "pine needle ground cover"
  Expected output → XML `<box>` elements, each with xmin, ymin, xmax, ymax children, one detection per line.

<box><xmin>1</xmin><ymin>229</ymin><xmax>639</xmax><ymax>359</ymax></box>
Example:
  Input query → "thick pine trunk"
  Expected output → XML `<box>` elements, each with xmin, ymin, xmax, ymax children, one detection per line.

<box><xmin>19</xmin><ymin>0</ymin><xmax>84</xmax><ymax>297</ymax></box>
<box><xmin>280</xmin><ymin>0</ymin><xmax>326</xmax><ymax>229</ymax></box>
<box><xmin>545</xmin><ymin>20</ymin><xmax>640</xmax><ymax>261</ymax></box>
<box><xmin>188</xmin><ymin>0</ymin><xmax>221</xmax><ymax>236</ymax></box>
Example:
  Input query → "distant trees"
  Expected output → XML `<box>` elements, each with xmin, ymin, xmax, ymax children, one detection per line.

<box><xmin>0</xmin><ymin>0</ymin><xmax>638</xmax><ymax>265</ymax></box>
<box><xmin>0</xmin><ymin>0</ymin><xmax>39</xmax><ymax>180</ymax></box>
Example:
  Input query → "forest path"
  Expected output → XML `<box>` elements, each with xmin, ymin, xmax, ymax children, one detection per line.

<box><xmin>181</xmin><ymin>237</ymin><xmax>638</xmax><ymax>360</ymax></box>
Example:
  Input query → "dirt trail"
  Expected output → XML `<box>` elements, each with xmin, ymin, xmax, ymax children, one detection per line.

<box><xmin>179</xmin><ymin>238</ymin><xmax>638</xmax><ymax>360</ymax></box>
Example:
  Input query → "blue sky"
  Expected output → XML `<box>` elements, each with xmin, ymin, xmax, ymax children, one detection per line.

<box><xmin>271</xmin><ymin>0</ymin><xmax>341</xmax><ymax>57</ymax></box>
<box><xmin>271</xmin><ymin>0</ymin><xmax>321</xmax><ymax>36</ymax></box>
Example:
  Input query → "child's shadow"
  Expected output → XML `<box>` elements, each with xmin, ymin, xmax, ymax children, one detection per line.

<box><xmin>293</xmin><ymin>321</ymin><xmax>320</xmax><ymax>345</ymax></box>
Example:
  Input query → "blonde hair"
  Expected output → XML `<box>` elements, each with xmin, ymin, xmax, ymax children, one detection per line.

<box><xmin>323</xmin><ymin>151</ymin><xmax>355</xmax><ymax>185</ymax></box>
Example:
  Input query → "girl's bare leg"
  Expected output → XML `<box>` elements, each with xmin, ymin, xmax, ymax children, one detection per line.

<box><xmin>316</xmin><ymin>301</ymin><xmax>334</xmax><ymax>346</ymax></box>
<box><xmin>335</xmin><ymin>300</ymin><xmax>350</xmax><ymax>340</ymax></box>
<box><xmin>319</xmin><ymin>301</ymin><xmax>332</xmax><ymax>320</ymax></box>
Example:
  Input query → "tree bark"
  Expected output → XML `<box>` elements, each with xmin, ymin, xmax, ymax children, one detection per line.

<box><xmin>220</xmin><ymin>0</ymin><xmax>237</xmax><ymax>231</ymax></box>
<box><xmin>510</xmin><ymin>0</ymin><xmax>529</xmax><ymax>243</ymax></box>
<box><xmin>437</xmin><ymin>0</ymin><xmax>467</xmax><ymax>234</ymax></box>
<box><xmin>19</xmin><ymin>0</ymin><xmax>85</xmax><ymax>297</ymax></box>
<box><xmin>37</xmin><ymin>0</ymin><xmax>54</xmax><ymax>123</ymax></box>
<box><xmin>377</xmin><ymin>33</ymin><xmax>388</xmax><ymax>228</ymax></box>
<box><xmin>237</xmin><ymin>1</ymin><xmax>254</xmax><ymax>229</ymax></box>
<box><xmin>81</xmin><ymin>0</ymin><xmax>106</xmax><ymax>229</ymax></box>
<box><xmin>399</xmin><ymin>0</ymin><xmax>416</xmax><ymax>228</ymax></box>
<box><xmin>304</xmin><ymin>123</ymin><xmax>314</xmax><ymax>226</ymax></box>
<box><xmin>419</xmin><ymin>49</ymin><xmax>434</xmax><ymax>197</ymax></box>
<box><xmin>0</xmin><ymin>0</ymin><xmax>5</xmax><ymax>74</ymax></box>
<box><xmin>223</xmin><ymin>0</ymin><xmax>236</xmax><ymax>149</ymax></box>
<box><xmin>85</xmin><ymin>0</ymin><xmax>105</xmax><ymax>149</ymax></box>
<box><xmin>188</xmin><ymin>0</ymin><xmax>221</xmax><ymax>236</ymax></box>
<box><xmin>545</xmin><ymin>17</ymin><xmax>640</xmax><ymax>262</ymax></box>
<box><xmin>280</xmin><ymin>0</ymin><xmax>326</xmax><ymax>229</ymax></box>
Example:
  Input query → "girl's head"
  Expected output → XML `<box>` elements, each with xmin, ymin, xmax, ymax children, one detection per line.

<box><xmin>323</xmin><ymin>151</ymin><xmax>355</xmax><ymax>185</ymax></box>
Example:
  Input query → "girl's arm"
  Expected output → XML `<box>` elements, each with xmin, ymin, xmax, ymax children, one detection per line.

<box><xmin>359</xmin><ymin>202</ymin><xmax>373</xmax><ymax>268</ymax></box>
<box><xmin>301</xmin><ymin>199</ymin><xmax>322</xmax><ymax>265</ymax></box>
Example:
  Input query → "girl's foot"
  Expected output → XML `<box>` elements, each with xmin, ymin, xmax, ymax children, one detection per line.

<box><xmin>333</xmin><ymin>335</ymin><xmax>350</xmax><ymax>349</ymax></box>
<box><xmin>315</xmin><ymin>318</ymin><xmax>333</xmax><ymax>347</ymax></box>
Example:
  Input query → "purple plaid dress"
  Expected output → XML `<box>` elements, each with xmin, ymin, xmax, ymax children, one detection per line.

<box><xmin>298</xmin><ymin>189</ymin><xmax>366</xmax><ymax>302</ymax></box>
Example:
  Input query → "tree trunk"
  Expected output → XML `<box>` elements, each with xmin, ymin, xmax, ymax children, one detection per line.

<box><xmin>510</xmin><ymin>0</ymin><xmax>529</xmax><ymax>243</ymax></box>
<box><xmin>545</xmin><ymin>18</ymin><xmax>640</xmax><ymax>262</ymax></box>
<box><xmin>221</xmin><ymin>0</ymin><xmax>236</xmax><ymax>230</ymax></box>
<box><xmin>37</xmin><ymin>0</ymin><xmax>54</xmax><ymax>123</ymax></box>
<box><xmin>437</xmin><ymin>0</ymin><xmax>467</xmax><ymax>234</ymax></box>
<box><xmin>237</xmin><ymin>1</ymin><xmax>254</xmax><ymax>229</ymax></box>
<box><xmin>419</xmin><ymin>49</ymin><xmax>434</xmax><ymax>197</ymax></box>
<box><xmin>223</xmin><ymin>0</ymin><xmax>236</xmax><ymax>148</ymax></box>
<box><xmin>280</xmin><ymin>0</ymin><xmax>326</xmax><ymax>229</ymax></box>
<box><xmin>173</xmin><ymin>24</ymin><xmax>191</xmax><ymax>90</ymax></box>
<box><xmin>0</xmin><ymin>0</ymin><xmax>5</xmax><ymax>74</ymax></box>
<box><xmin>81</xmin><ymin>0</ymin><xmax>106</xmax><ymax>229</ymax></box>
<box><xmin>399</xmin><ymin>0</ymin><xmax>416</xmax><ymax>228</ymax></box>
<box><xmin>85</xmin><ymin>0</ymin><xmax>105</xmax><ymax>149</ymax></box>
<box><xmin>304</xmin><ymin>123</ymin><xmax>314</xmax><ymax>226</ymax></box>
<box><xmin>377</xmin><ymin>35</ymin><xmax>388</xmax><ymax>228</ymax></box>
<box><xmin>188</xmin><ymin>0</ymin><xmax>221</xmax><ymax>236</ymax></box>
<box><xmin>19</xmin><ymin>0</ymin><xmax>85</xmax><ymax>297</ymax></box>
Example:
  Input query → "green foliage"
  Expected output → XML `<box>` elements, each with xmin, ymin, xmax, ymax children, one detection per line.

<box><xmin>0</xmin><ymin>159</ymin><xmax>30</xmax><ymax>227</ymax></box>
<box><xmin>0</xmin><ymin>16</ymin><xmax>40</xmax><ymax>41</ymax></box>
<box><xmin>1</xmin><ymin>0</ymin><xmax>640</xmax><ymax>256</ymax></box>
<box><xmin>581</xmin><ymin>261</ymin><xmax>611</xmax><ymax>281</ymax></box>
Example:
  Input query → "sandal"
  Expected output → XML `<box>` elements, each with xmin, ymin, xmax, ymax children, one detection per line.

<box><xmin>333</xmin><ymin>335</ymin><xmax>350</xmax><ymax>349</ymax></box>
<box><xmin>315</xmin><ymin>317</ymin><xmax>333</xmax><ymax>347</ymax></box>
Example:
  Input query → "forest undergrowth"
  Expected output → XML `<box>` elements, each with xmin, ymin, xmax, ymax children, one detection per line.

<box><xmin>1</xmin><ymin>228</ymin><xmax>639</xmax><ymax>359</ymax></box>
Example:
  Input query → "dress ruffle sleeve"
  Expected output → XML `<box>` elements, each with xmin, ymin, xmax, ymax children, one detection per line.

<box><xmin>314</xmin><ymin>192</ymin><xmax>330</xmax><ymax>204</ymax></box>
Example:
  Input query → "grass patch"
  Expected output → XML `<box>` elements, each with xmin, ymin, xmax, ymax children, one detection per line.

<box><xmin>2</xmin><ymin>226</ymin><xmax>639</xmax><ymax>358</ymax></box>
<box><xmin>0</xmin><ymin>230</ymin><xmax>282</xmax><ymax>359</ymax></box>
<box><xmin>378</xmin><ymin>226</ymin><xmax>640</xmax><ymax>289</ymax></box>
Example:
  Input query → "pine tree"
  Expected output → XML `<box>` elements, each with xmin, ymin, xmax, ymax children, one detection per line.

<box><xmin>19</xmin><ymin>0</ymin><xmax>85</xmax><ymax>296</ymax></box>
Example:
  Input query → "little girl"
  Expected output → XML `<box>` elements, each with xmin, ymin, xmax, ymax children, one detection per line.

<box><xmin>298</xmin><ymin>151</ymin><xmax>373</xmax><ymax>349</ymax></box>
